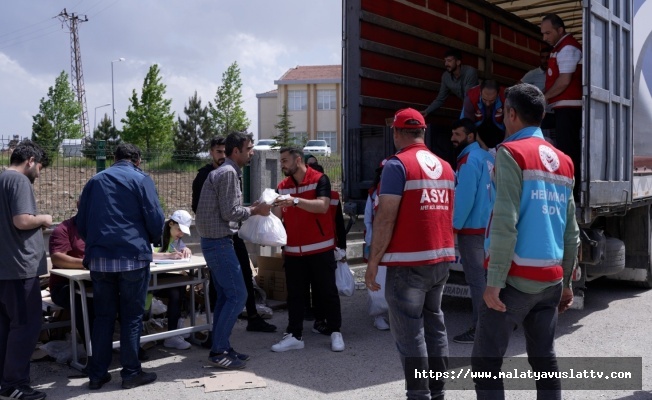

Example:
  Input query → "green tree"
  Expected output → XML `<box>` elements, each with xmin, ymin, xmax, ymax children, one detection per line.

<box><xmin>121</xmin><ymin>64</ymin><xmax>175</xmax><ymax>155</ymax></box>
<box><xmin>271</xmin><ymin>104</ymin><xmax>298</xmax><ymax>148</ymax></box>
<box><xmin>83</xmin><ymin>114</ymin><xmax>121</xmax><ymax>160</ymax></box>
<box><xmin>208</xmin><ymin>61</ymin><xmax>250</xmax><ymax>136</ymax></box>
<box><xmin>173</xmin><ymin>92</ymin><xmax>210</xmax><ymax>161</ymax></box>
<box><xmin>32</xmin><ymin>70</ymin><xmax>82</xmax><ymax>151</ymax></box>
<box><xmin>31</xmin><ymin>114</ymin><xmax>56</xmax><ymax>159</ymax></box>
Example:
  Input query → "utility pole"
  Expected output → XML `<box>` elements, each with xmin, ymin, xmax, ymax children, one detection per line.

<box><xmin>57</xmin><ymin>8</ymin><xmax>90</xmax><ymax>137</ymax></box>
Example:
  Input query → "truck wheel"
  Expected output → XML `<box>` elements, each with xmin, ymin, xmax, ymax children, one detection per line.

<box><xmin>586</xmin><ymin>237</ymin><xmax>626</xmax><ymax>279</ymax></box>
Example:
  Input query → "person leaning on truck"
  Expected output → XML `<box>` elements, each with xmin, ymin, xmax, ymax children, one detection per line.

<box><xmin>421</xmin><ymin>49</ymin><xmax>478</xmax><ymax>117</ymax></box>
<box><xmin>471</xmin><ymin>83</ymin><xmax>580</xmax><ymax>399</ymax></box>
<box><xmin>449</xmin><ymin>118</ymin><xmax>495</xmax><ymax>345</ymax></box>
<box><xmin>541</xmin><ymin>13</ymin><xmax>582</xmax><ymax>197</ymax></box>
<box><xmin>365</xmin><ymin>108</ymin><xmax>456</xmax><ymax>400</ymax></box>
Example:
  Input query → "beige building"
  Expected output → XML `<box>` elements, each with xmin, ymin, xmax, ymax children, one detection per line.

<box><xmin>256</xmin><ymin>65</ymin><xmax>342</xmax><ymax>154</ymax></box>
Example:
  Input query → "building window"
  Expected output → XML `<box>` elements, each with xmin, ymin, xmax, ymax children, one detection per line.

<box><xmin>317</xmin><ymin>131</ymin><xmax>337</xmax><ymax>153</ymax></box>
<box><xmin>288</xmin><ymin>90</ymin><xmax>307</xmax><ymax>111</ymax></box>
<box><xmin>291</xmin><ymin>132</ymin><xmax>308</xmax><ymax>147</ymax></box>
<box><xmin>317</xmin><ymin>89</ymin><xmax>337</xmax><ymax>110</ymax></box>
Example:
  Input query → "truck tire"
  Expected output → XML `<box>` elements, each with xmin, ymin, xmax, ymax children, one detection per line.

<box><xmin>585</xmin><ymin>237</ymin><xmax>626</xmax><ymax>279</ymax></box>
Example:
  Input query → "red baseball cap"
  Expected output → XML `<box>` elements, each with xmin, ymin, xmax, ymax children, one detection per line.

<box><xmin>392</xmin><ymin>108</ymin><xmax>426</xmax><ymax>129</ymax></box>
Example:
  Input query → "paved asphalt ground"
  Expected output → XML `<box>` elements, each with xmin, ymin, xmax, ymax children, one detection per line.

<box><xmin>28</xmin><ymin>278</ymin><xmax>652</xmax><ymax>400</ymax></box>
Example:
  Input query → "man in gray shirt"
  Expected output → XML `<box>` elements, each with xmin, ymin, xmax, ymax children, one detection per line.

<box><xmin>421</xmin><ymin>49</ymin><xmax>478</xmax><ymax>117</ymax></box>
<box><xmin>196</xmin><ymin>131</ymin><xmax>271</xmax><ymax>370</ymax></box>
<box><xmin>0</xmin><ymin>140</ymin><xmax>52</xmax><ymax>400</ymax></box>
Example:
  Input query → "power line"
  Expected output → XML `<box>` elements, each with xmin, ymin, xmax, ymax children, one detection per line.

<box><xmin>0</xmin><ymin>16</ymin><xmax>56</xmax><ymax>39</ymax></box>
<box><xmin>0</xmin><ymin>26</ymin><xmax>61</xmax><ymax>51</ymax></box>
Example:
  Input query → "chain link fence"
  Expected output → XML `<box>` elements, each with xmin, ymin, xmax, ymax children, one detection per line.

<box><xmin>0</xmin><ymin>139</ymin><xmax>343</xmax><ymax>222</ymax></box>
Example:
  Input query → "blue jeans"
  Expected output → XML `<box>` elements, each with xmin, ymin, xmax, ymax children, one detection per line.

<box><xmin>471</xmin><ymin>283</ymin><xmax>563</xmax><ymax>400</ymax></box>
<box><xmin>457</xmin><ymin>234</ymin><xmax>487</xmax><ymax>327</ymax></box>
<box><xmin>385</xmin><ymin>263</ymin><xmax>450</xmax><ymax>400</ymax></box>
<box><xmin>201</xmin><ymin>237</ymin><xmax>247</xmax><ymax>354</ymax></box>
<box><xmin>87</xmin><ymin>267</ymin><xmax>150</xmax><ymax>380</ymax></box>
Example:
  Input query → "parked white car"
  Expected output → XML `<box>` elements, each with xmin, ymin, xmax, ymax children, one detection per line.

<box><xmin>254</xmin><ymin>139</ymin><xmax>278</xmax><ymax>151</ymax></box>
<box><xmin>303</xmin><ymin>140</ymin><xmax>331</xmax><ymax>157</ymax></box>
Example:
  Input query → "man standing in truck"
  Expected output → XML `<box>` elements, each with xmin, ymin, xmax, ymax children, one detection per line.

<box><xmin>422</xmin><ymin>48</ymin><xmax>479</xmax><ymax>166</ymax></box>
<box><xmin>471</xmin><ymin>83</ymin><xmax>579</xmax><ymax>398</ymax></box>
<box><xmin>541</xmin><ymin>13</ymin><xmax>582</xmax><ymax>197</ymax></box>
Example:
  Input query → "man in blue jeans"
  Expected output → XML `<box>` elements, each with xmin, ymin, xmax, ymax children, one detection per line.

<box><xmin>450</xmin><ymin>118</ymin><xmax>495</xmax><ymax>344</ymax></box>
<box><xmin>78</xmin><ymin>143</ymin><xmax>164</xmax><ymax>390</ymax></box>
<box><xmin>365</xmin><ymin>108</ymin><xmax>456</xmax><ymax>400</ymax></box>
<box><xmin>196</xmin><ymin>131</ymin><xmax>271</xmax><ymax>369</ymax></box>
<box><xmin>472</xmin><ymin>83</ymin><xmax>579</xmax><ymax>399</ymax></box>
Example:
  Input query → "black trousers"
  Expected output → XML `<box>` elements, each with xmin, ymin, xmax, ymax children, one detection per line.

<box><xmin>285</xmin><ymin>251</ymin><xmax>341</xmax><ymax>337</ymax></box>
<box><xmin>554</xmin><ymin>107</ymin><xmax>582</xmax><ymax>198</ymax></box>
<box><xmin>0</xmin><ymin>277</ymin><xmax>42</xmax><ymax>388</ymax></box>
<box><xmin>208</xmin><ymin>233</ymin><xmax>257</xmax><ymax>318</ymax></box>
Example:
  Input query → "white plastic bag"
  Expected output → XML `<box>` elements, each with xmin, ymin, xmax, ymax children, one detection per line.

<box><xmin>40</xmin><ymin>340</ymin><xmax>87</xmax><ymax>364</ymax></box>
<box><xmin>239</xmin><ymin>213</ymin><xmax>287</xmax><ymax>246</ymax></box>
<box><xmin>335</xmin><ymin>248</ymin><xmax>355</xmax><ymax>296</ymax></box>
<box><xmin>259</xmin><ymin>188</ymin><xmax>279</xmax><ymax>205</ymax></box>
<box><xmin>367</xmin><ymin>265</ymin><xmax>389</xmax><ymax>316</ymax></box>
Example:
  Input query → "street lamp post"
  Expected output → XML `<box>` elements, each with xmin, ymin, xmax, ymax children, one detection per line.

<box><xmin>111</xmin><ymin>57</ymin><xmax>125</xmax><ymax>129</ymax></box>
<box><xmin>94</xmin><ymin>103</ymin><xmax>111</xmax><ymax>134</ymax></box>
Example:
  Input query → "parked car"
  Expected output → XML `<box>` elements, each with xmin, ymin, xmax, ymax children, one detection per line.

<box><xmin>254</xmin><ymin>139</ymin><xmax>278</xmax><ymax>151</ymax></box>
<box><xmin>303</xmin><ymin>140</ymin><xmax>331</xmax><ymax>157</ymax></box>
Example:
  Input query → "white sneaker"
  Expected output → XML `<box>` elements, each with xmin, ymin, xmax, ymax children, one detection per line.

<box><xmin>271</xmin><ymin>333</ymin><xmax>304</xmax><ymax>352</ymax></box>
<box><xmin>331</xmin><ymin>332</ymin><xmax>345</xmax><ymax>352</ymax></box>
<box><xmin>164</xmin><ymin>335</ymin><xmax>191</xmax><ymax>350</ymax></box>
<box><xmin>374</xmin><ymin>316</ymin><xmax>390</xmax><ymax>331</ymax></box>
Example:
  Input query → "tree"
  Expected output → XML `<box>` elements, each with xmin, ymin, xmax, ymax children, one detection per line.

<box><xmin>173</xmin><ymin>92</ymin><xmax>211</xmax><ymax>161</ymax></box>
<box><xmin>208</xmin><ymin>61</ymin><xmax>250</xmax><ymax>137</ymax></box>
<box><xmin>83</xmin><ymin>114</ymin><xmax>121</xmax><ymax>160</ymax></box>
<box><xmin>121</xmin><ymin>64</ymin><xmax>175</xmax><ymax>155</ymax></box>
<box><xmin>271</xmin><ymin>104</ymin><xmax>298</xmax><ymax>148</ymax></box>
<box><xmin>31</xmin><ymin>115</ymin><xmax>56</xmax><ymax>159</ymax></box>
<box><xmin>32</xmin><ymin>70</ymin><xmax>82</xmax><ymax>151</ymax></box>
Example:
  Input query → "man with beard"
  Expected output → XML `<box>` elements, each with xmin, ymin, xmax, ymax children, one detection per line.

<box><xmin>0</xmin><ymin>140</ymin><xmax>51</xmax><ymax>400</ymax></box>
<box><xmin>270</xmin><ymin>148</ymin><xmax>344</xmax><ymax>353</ymax></box>
<box><xmin>449</xmin><ymin>119</ymin><xmax>495</xmax><ymax>344</ymax></box>
<box><xmin>461</xmin><ymin>80</ymin><xmax>507</xmax><ymax>150</ymax></box>
<box><xmin>192</xmin><ymin>136</ymin><xmax>276</xmax><ymax>335</ymax></box>
<box><xmin>196</xmin><ymin>131</ymin><xmax>272</xmax><ymax>369</ymax></box>
<box><xmin>422</xmin><ymin>48</ymin><xmax>478</xmax><ymax>166</ymax></box>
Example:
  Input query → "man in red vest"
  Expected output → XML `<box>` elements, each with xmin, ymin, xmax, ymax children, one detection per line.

<box><xmin>541</xmin><ymin>13</ymin><xmax>582</xmax><ymax>197</ymax></box>
<box><xmin>365</xmin><ymin>108</ymin><xmax>455</xmax><ymax>399</ymax></box>
<box><xmin>270</xmin><ymin>148</ymin><xmax>344</xmax><ymax>353</ymax></box>
<box><xmin>471</xmin><ymin>84</ymin><xmax>579</xmax><ymax>398</ymax></box>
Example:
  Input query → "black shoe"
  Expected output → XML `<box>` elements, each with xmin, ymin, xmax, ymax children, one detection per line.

<box><xmin>246</xmin><ymin>315</ymin><xmax>277</xmax><ymax>332</ymax></box>
<box><xmin>311</xmin><ymin>320</ymin><xmax>333</xmax><ymax>336</ymax></box>
<box><xmin>121</xmin><ymin>370</ymin><xmax>157</xmax><ymax>389</ymax></box>
<box><xmin>89</xmin><ymin>373</ymin><xmax>112</xmax><ymax>390</ymax></box>
<box><xmin>453</xmin><ymin>327</ymin><xmax>475</xmax><ymax>344</ymax></box>
<box><xmin>138</xmin><ymin>347</ymin><xmax>149</xmax><ymax>361</ymax></box>
<box><xmin>228</xmin><ymin>347</ymin><xmax>251</xmax><ymax>361</ymax></box>
<box><xmin>0</xmin><ymin>385</ymin><xmax>47</xmax><ymax>400</ymax></box>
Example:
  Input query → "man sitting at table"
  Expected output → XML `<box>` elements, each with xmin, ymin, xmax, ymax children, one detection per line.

<box><xmin>49</xmin><ymin>209</ymin><xmax>94</xmax><ymax>350</ymax></box>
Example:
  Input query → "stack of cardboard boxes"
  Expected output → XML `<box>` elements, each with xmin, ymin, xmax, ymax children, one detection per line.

<box><xmin>255</xmin><ymin>254</ymin><xmax>287</xmax><ymax>302</ymax></box>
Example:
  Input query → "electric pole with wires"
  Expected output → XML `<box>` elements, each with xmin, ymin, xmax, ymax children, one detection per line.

<box><xmin>57</xmin><ymin>8</ymin><xmax>90</xmax><ymax>137</ymax></box>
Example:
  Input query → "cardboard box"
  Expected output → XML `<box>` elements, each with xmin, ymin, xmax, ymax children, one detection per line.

<box><xmin>255</xmin><ymin>255</ymin><xmax>287</xmax><ymax>301</ymax></box>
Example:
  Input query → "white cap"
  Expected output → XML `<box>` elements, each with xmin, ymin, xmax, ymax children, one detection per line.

<box><xmin>170</xmin><ymin>210</ymin><xmax>192</xmax><ymax>235</ymax></box>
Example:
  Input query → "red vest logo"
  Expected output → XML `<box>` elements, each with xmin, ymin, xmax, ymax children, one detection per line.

<box><xmin>416</xmin><ymin>150</ymin><xmax>443</xmax><ymax>179</ymax></box>
<box><xmin>538</xmin><ymin>145</ymin><xmax>560</xmax><ymax>172</ymax></box>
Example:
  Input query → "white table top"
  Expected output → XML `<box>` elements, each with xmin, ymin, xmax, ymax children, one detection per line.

<box><xmin>50</xmin><ymin>255</ymin><xmax>207</xmax><ymax>282</ymax></box>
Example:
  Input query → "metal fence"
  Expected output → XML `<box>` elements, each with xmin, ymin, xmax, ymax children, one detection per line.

<box><xmin>0</xmin><ymin>139</ymin><xmax>343</xmax><ymax>222</ymax></box>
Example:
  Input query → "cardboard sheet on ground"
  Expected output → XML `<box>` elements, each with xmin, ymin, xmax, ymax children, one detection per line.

<box><xmin>183</xmin><ymin>371</ymin><xmax>266</xmax><ymax>393</ymax></box>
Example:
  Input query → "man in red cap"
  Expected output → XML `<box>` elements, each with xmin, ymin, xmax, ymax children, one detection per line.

<box><xmin>365</xmin><ymin>108</ymin><xmax>455</xmax><ymax>400</ymax></box>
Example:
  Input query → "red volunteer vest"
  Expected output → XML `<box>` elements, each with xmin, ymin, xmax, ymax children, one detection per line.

<box><xmin>278</xmin><ymin>167</ymin><xmax>335</xmax><ymax>256</ymax></box>
<box><xmin>381</xmin><ymin>143</ymin><xmax>456</xmax><ymax>266</ymax></box>
<box><xmin>466</xmin><ymin>85</ymin><xmax>506</xmax><ymax>125</ymax></box>
<box><xmin>545</xmin><ymin>33</ymin><xmax>582</xmax><ymax>108</ymax></box>
<box><xmin>493</xmin><ymin>137</ymin><xmax>574</xmax><ymax>281</ymax></box>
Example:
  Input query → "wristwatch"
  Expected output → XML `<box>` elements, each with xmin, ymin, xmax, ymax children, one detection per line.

<box><xmin>293</xmin><ymin>197</ymin><xmax>300</xmax><ymax>207</ymax></box>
